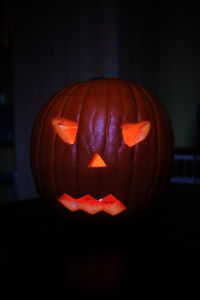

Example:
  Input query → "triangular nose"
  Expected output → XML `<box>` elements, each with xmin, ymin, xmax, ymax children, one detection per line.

<box><xmin>88</xmin><ymin>153</ymin><xmax>107</xmax><ymax>168</ymax></box>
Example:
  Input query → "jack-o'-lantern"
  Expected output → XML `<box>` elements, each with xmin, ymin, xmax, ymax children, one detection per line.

<box><xmin>30</xmin><ymin>78</ymin><xmax>174</xmax><ymax>221</ymax></box>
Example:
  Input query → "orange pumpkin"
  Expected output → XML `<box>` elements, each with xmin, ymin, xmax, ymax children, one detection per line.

<box><xmin>30</xmin><ymin>78</ymin><xmax>173</xmax><ymax>220</ymax></box>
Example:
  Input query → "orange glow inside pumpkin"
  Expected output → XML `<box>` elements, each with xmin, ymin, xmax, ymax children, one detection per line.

<box><xmin>121</xmin><ymin>121</ymin><xmax>150</xmax><ymax>147</ymax></box>
<box><xmin>52</xmin><ymin>118</ymin><xmax>78</xmax><ymax>144</ymax></box>
<box><xmin>52</xmin><ymin>117</ymin><xmax>150</xmax><ymax>216</ymax></box>
<box><xmin>88</xmin><ymin>153</ymin><xmax>107</xmax><ymax>168</ymax></box>
<box><xmin>58</xmin><ymin>193</ymin><xmax>126</xmax><ymax>216</ymax></box>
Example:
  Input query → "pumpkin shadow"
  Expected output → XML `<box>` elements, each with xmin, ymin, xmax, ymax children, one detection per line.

<box><xmin>0</xmin><ymin>193</ymin><xmax>173</xmax><ymax>298</ymax></box>
<box><xmin>44</xmin><ymin>203</ymin><xmax>163</xmax><ymax>297</ymax></box>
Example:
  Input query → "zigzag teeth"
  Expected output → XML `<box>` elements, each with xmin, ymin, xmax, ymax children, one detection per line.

<box><xmin>58</xmin><ymin>193</ymin><xmax>127</xmax><ymax>216</ymax></box>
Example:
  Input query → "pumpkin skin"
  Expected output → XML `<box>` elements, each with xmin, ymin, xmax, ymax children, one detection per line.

<box><xmin>30</xmin><ymin>78</ymin><xmax>174</xmax><ymax>221</ymax></box>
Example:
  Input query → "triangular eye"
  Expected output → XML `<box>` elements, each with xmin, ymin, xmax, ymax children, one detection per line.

<box><xmin>52</xmin><ymin>117</ymin><xmax>78</xmax><ymax>144</ymax></box>
<box><xmin>121</xmin><ymin>121</ymin><xmax>150</xmax><ymax>147</ymax></box>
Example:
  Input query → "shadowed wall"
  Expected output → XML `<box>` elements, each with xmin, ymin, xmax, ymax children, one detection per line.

<box><xmin>13</xmin><ymin>0</ymin><xmax>119</xmax><ymax>200</ymax></box>
<box><xmin>13</xmin><ymin>0</ymin><xmax>200</xmax><ymax>200</ymax></box>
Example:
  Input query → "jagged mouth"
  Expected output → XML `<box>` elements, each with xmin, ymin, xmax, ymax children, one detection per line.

<box><xmin>58</xmin><ymin>193</ymin><xmax>127</xmax><ymax>216</ymax></box>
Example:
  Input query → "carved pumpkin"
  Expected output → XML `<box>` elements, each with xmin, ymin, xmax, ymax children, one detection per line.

<box><xmin>30</xmin><ymin>78</ymin><xmax>173</xmax><ymax>220</ymax></box>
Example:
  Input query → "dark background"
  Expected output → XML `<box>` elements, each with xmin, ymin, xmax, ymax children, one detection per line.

<box><xmin>0</xmin><ymin>0</ymin><xmax>200</xmax><ymax>297</ymax></box>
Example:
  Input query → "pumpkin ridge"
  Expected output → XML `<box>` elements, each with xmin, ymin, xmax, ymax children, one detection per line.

<box><xmin>144</xmin><ymin>88</ymin><xmax>174</xmax><ymax>197</ymax></box>
<box><xmin>43</xmin><ymin>85</ymin><xmax>80</xmax><ymax>201</ymax></box>
<box><xmin>75</xmin><ymin>80</ymin><xmax>95</xmax><ymax>197</ymax></box>
<box><xmin>136</xmin><ymin>84</ymin><xmax>160</xmax><ymax>207</ymax></box>
<box><xmin>58</xmin><ymin>83</ymin><xmax>83</xmax><ymax>119</ymax></box>
<box><xmin>102</xmin><ymin>79</ymin><xmax>109</xmax><ymax>160</ymax></box>
<box><xmin>35</xmin><ymin>88</ymin><xmax>66</xmax><ymax>201</ymax></box>
<box><xmin>126</xmin><ymin>81</ymin><xmax>139</xmax><ymax>206</ymax></box>
<box><xmin>53</xmin><ymin>82</ymin><xmax>83</xmax><ymax>199</ymax></box>
<box><xmin>118</xmin><ymin>80</ymin><xmax>129</xmax><ymax>204</ymax></box>
<box><xmin>99</xmin><ymin>79</ymin><xmax>110</xmax><ymax>198</ymax></box>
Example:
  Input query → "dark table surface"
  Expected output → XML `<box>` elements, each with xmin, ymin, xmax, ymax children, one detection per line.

<box><xmin>1</xmin><ymin>183</ymin><xmax>200</xmax><ymax>298</ymax></box>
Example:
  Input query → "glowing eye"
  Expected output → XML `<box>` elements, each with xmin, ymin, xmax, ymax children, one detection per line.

<box><xmin>121</xmin><ymin>121</ymin><xmax>150</xmax><ymax>147</ymax></box>
<box><xmin>52</xmin><ymin>117</ymin><xmax>78</xmax><ymax>144</ymax></box>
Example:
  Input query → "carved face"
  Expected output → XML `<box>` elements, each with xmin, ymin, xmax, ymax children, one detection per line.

<box><xmin>51</xmin><ymin>117</ymin><xmax>150</xmax><ymax>215</ymax></box>
<box><xmin>30</xmin><ymin>79</ymin><xmax>173</xmax><ymax>219</ymax></box>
